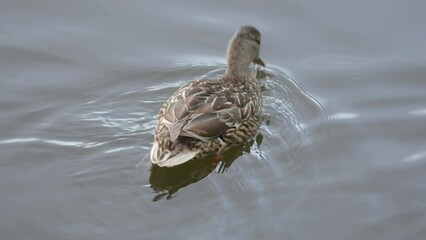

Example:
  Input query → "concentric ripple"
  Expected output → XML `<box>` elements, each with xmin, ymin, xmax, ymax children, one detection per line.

<box><xmin>100</xmin><ymin>63</ymin><xmax>329</xmax><ymax>201</ymax></box>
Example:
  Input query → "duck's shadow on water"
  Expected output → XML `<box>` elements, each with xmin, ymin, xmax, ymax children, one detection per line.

<box><xmin>149</xmin><ymin>134</ymin><xmax>263</xmax><ymax>202</ymax></box>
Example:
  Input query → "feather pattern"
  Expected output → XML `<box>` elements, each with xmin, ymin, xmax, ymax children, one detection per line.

<box><xmin>150</xmin><ymin>26</ymin><xmax>265</xmax><ymax>167</ymax></box>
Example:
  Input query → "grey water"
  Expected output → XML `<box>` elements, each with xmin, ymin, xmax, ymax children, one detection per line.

<box><xmin>1</xmin><ymin>0</ymin><xmax>426</xmax><ymax>239</ymax></box>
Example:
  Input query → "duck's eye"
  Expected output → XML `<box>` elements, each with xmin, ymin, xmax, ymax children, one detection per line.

<box><xmin>254</xmin><ymin>39</ymin><xmax>260</xmax><ymax>45</ymax></box>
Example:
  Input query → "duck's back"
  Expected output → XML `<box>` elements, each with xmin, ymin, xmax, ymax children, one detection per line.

<box><xmin>151</xmin><ymin>76</ymin><xmax>261</xmax><ymax>167</ymax></box>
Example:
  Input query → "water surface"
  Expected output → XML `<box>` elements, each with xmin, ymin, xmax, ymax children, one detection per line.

<box><xmin>1</xmin><ymin>0</ymin><xmax>426</xmax><ymax>239</ymax></box>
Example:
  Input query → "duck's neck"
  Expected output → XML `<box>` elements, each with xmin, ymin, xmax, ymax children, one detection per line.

<box><xmin>223</xmin><ymin>65</ymin><xmax>256</xmax><ymax>84</ymax></box>
<box><xmin>223</xmin><ymin>66</ymin><xmax>261</xmax><ymax>96</ymax></box>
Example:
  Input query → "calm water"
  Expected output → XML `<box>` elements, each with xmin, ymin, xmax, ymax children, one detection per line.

<box><xmin>1</xmin><ymin>0</ymin><xmax>426</xmax><ymax>239</ymax></box>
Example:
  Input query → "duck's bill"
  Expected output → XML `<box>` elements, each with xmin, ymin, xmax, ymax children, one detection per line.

<box><xmin>253</xmin><ymin>58</ymin><xmax>265</xmax><ymax>67</ymax></box>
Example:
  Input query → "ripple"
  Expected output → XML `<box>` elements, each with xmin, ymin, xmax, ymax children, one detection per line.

<box><xmin>216</xmin><ymin>66</ymin><xmax>329</xmax><ymax>207</ymax></box>
<box><xmin>0</xmin><ymin>137</ymin><xmax>84</xmax><ymax>147</ymax></box>
<box><xmin>329</xmin><ymin>112</ymin><xmax>360</xmax><ymax>121</ymax></box>
<box><xmin>31</xmin><ymin>63</ymin><xmax>329</xmax><ymax>203</ymax></box>
<box><xmin>403</xmin><ymin>151</ymin><xmax>426</xmax><ymax>163</ymax></box>
<box><xmin>104</xmin><ymin>146</ymin><xmax>140</xmax><ymax>154</ymax></box>
<box><xmin>1</xmin><ymin>61</ymin><xmax>331</xmax><ymax>238</ymax></box>
<box><xmin>128</xmin><ymin>63</ymin><xmax>330</xmax><ymax>202</ymax></box>
<box><xmin>410</xmin><ymin>108</ymin><xmax>426</xmax><ymax>116</ymax></box>
<box><xmin>260</xmin><ymin>66</ymin><xmax>328</xmax><ymax>149</ymax></box>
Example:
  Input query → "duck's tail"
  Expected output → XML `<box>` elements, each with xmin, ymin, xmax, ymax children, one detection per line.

<box><xmin>150</xmin><ymin>141</ymin><xmax>199</xmax><ymax>167</ymax></box>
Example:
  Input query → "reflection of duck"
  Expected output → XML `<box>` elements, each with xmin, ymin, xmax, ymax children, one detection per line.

<box><xmin>149</xmin><ymin>135</ymin><xmax>263</xmax><ymax>201</ymax></box>
<box><xmin>150</xmin><ymin>26</ymin><xmax>265</xmax><ymax>167</ymax></box>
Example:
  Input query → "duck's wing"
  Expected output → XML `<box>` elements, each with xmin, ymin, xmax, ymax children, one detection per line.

<box><xmin>161</xmin><ymin>80</ymin><xmax>256</xmax><ymax>142</ymax></box>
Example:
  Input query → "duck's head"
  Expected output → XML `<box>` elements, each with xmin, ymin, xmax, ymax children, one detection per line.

<box><xmin>226</xmin><ymin>26</ymin><xmax>265</xmax><ymax>74</ymax></box>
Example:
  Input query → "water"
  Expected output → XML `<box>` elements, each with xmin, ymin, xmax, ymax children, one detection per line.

<box><xmin>1</xmin><ymin>0</ymin><xmax>426</xmax><ymax>239</ymax></box>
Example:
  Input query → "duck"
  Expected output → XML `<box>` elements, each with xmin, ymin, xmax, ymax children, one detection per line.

<box><xmin>150</xmin><ymin>25</ymin><xmax>265</xmax><ymax>167</ymax></box>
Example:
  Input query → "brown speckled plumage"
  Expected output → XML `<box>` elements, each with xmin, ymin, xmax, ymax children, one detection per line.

<box><xmin>150</xmin><ymin>26</ymin><xmax>265</xmax><ymax>167</ymax></box>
